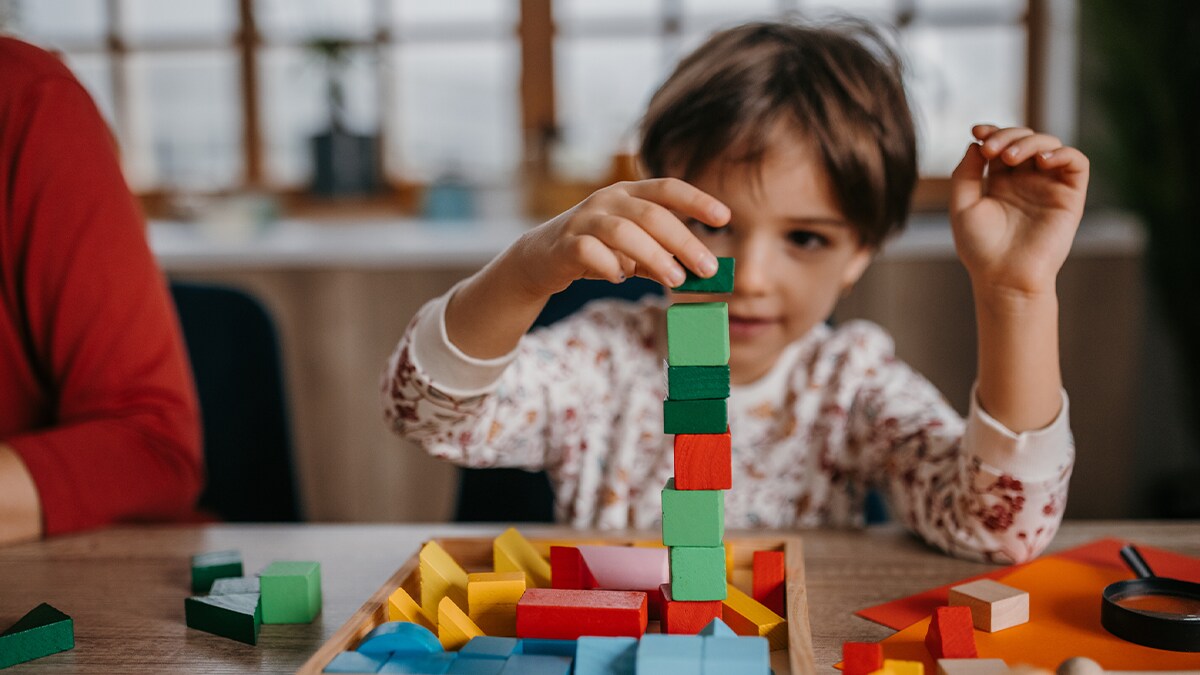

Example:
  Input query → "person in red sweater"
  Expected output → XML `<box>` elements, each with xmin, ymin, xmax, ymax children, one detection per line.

<box><xmin>0</xmin><ymin>38</ymin><xmax>203</xmax><ymax>545</ymax></box>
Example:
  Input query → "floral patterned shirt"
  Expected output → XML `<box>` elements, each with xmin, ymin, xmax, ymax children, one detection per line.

<box><xmin>383</xmin><ymin>290</ymin><xmax>1074</xmax><ymax>563</ymax></box>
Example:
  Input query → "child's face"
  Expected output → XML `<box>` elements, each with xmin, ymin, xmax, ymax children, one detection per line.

<box><xmin>665</xmin><ymin>126</ymin><xmax>873</xmax><ymax>385</ymax></box>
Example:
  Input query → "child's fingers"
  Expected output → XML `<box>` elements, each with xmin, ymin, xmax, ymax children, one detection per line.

<box><xmin>588</xmin><ymin>213</ymin><xmax>686</xmax><ymax>287</ymax></box>
<box><xmin>979</xmin><ymin>127</ymin><xmax>1035</xmax><ymax>159</ymax></box>
<box><xmin>611</xmin><ymin>196</ymin><xmax>717</xmax><ymax>278</ymax></box>
<box><xmin>572</xmin><ymin>233</ymin><xmax>627</xmax><ymax>285</ymax></box>
<box><xmin>625</xmin><ymin>178</ymin><xmax>731</xmax><ymax>228</ymax></box>
<box><xmin>1035</xmin><ymin>147</ymin><xmax>1090</xmax><ymax>188</ymax></box>
<box><xmin>950</xmin><ymin>142</ymin><xmax>987</xmax><ymax>214</ymax></box>
<box><xmin>996</xmin><ymin>133</ymin><xmax>1062</xmax><ymax>167</ymax></box>
<box><xmin>971</xmin><ymin>124</ymin><xmax>1001</xmax><ymax>140</ymax></box>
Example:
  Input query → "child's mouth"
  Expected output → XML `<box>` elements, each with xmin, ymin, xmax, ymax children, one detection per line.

<box><xmin>728</xmin><ymin>315</ymin><xmax>779</xmax><ymax>339</ymax></box>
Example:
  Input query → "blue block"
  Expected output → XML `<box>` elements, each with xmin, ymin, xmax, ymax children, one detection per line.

<box><xmin>698</xmin><ymin>618</ymin><xmax>737</xmax><ymax>638</ymax></box>
<box><xmin>636</xmin><ymin>634</ymin><xmax>703</xmax><ymax>674</ymax></box>
<box><xmin>701</xmin><ymin>636</ymin><xmax>769</xmax><ymax>674</ymax></box>
<box><xmin>380</xmin><ymin>651</ymin><xmax>457</xmax><ymax>674</ymax></box>
<box><xmin>575</xmin><ymin>636</ymin><xmax>637</xmax><ymax>675</ymax></box>
<box><xmin>498</xmin><ymin>654</ymin><xmax>572</xmax><ymax>675</ymax></box>
<box><xmin>358</xmin><ymin>621</ymin><xmax>443</xmax><ymax>656</ymax></box>
<box><xmin>448</xmin><ymin>658</ymin><xmax>506</xmax><ymax>675</ymax></box>
<box><xmin>324</xmin><ymin>650</ymin><xmax>387</xmax><ymax>673</ymax></box>
<box><xmin>459</xmin><ymin>636</ymin><xmax>521</xmax><ymax>660</ymax></box>
<box><xmin>519</xmin><ymin>638</ymin><xmax>577</xmax><ymax>658</ymax></box>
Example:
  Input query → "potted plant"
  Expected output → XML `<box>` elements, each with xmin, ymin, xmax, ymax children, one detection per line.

<box><xmin>306</xmin><ymin>37</ymin><xmax>381</xmax><ymax>197</ymax></box>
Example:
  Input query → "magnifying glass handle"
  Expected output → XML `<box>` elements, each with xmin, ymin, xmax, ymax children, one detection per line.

<box><xmin>1119</xmin><ymin>544</ymin><xmax>1156</xmax><ymax>579</ymax></box>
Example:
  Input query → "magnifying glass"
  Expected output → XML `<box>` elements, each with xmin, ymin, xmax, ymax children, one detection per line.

<box><xmin>1100</xmin><ymin>544</ymin><xmax>1200</xmax><ymax>652</ymax></box>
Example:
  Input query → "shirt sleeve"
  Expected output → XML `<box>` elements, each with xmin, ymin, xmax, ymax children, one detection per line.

<box><xmin>845</xmin><ymin>322</ymin><xmax>1074</xmax><ymax>564</ymax></box>
<box><xmin>3</xmin><ymin>76</ymin><xmax>203</xmax><ymax>535</ymax></box>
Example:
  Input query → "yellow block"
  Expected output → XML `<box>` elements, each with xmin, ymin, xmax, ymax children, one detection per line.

<box><xmin>438</xmin><ymin>596</ymin><xmax>484</xmax><ymax>650</ymax></box>
<box><xmin>388</xmin><ymin>586</ymin><xmax>436</xmax><ymax>632</ymax></box>
<box><xmin>880</xmin><ymin>660</ymin><xmax>924</xmax><ymax>675</ymax></box>
<box><xmin>722</xmin><ymin>583</ymin><xmax>787</xmax><ymax>650</ymax></box>
<box><xmin>468</xmin><ymin>571</ymin><xmax>526</xmax><ymax>611</ymax></box>
<box><xmin>471</xmin><ymin>607</ymin><xmax>517</xmax><ymax>637</ymax></box>
<box><xmin>420</xmin><ymin>541</ymin><xmax>469</xmax><ymax>618</ymax></box>
<box><xmin>494</xmin><ymin>528</ymin><xmax>551</xmax><ymax>588</ymax></box>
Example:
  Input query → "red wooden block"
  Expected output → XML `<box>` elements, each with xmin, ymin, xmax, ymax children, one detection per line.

<box><xmin>659</xmin><ymin>583</ymin><xmax>722</xmax><ymax>634</ymax></box>
<box><xmin>516</xmin><ymin>588</ymin><xmax>648</xmax><ymax>640</ymax></box>
<box><xmin>647</xmin><ymin>584</ymin><xmax>665</xmax><ymax>622</ymax></box>
<box><xmin>752</xmin><ymin>550</ymin><xmax>786</xmax><ymax>616</ymax></box>
<box><xmin>674</xmin><ymin>429</ymin><xmax>732</xmax><ymax>490</ymax></box>
<box><xmin>550</xmin><ymin>546</ymin><xmax>597</xmax><ymax>590</ymax></box>
<box><xmin>924</xmin><ymin>605</ymin><xmax>978</xmax><ymax>659</ymax></box>
<box><xmin>842</xmin><ymin>642</ymin><xmax>883</xmax><ymax>675</ymax></box>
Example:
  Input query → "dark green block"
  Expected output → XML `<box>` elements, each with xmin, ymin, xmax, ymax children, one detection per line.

<box><xmin>185</xmin><ymin>593</ymin><xmax>261</xmax><ymax>645</ymax></box>
<box><xmin>667</xmin><ymin>365</ymin><xmax>730</xmax><ymax>401</ymax></box>
<box><xmin>673</xmin><ymin>257</ymin><xmax>735</xmax><ymax>294</ymax></box>
<box><xmin>210</xmin><ymin>576</ymin><xmax>260</xmax><ymax>595</ymax></box>
<box><xmin>260</xmin><ymin>561</ymin><xmax>322</xmax><ymax>624</ymax></box>
<box><xmin>661</xmin><ymin>478</ymin><xmax>724</xmax><ymax>547</ymax></box>
<box><xmin>663</xmin><ymin>398</ymin><xmax>727</xmax><ymax>434</ymax></box>
<box><xmin>191</xmin><ymin>550</ymin><xmax>244</xmax><ymax>593</ymax></box>
<box><xmin>0</xmin><ymin>603</ymin><xmax>74</xmax><ymax>669</ymax></box>
<box><xmin>669</xmin><ymin>547</ymin><xmax>728</xmax><ymax>601</ymax></box>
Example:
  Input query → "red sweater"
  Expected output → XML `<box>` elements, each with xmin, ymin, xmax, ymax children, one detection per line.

<box><xmin>0</xmin><ymin>38</ymin><xmax>203</xmax><ymax>535</ymax></box>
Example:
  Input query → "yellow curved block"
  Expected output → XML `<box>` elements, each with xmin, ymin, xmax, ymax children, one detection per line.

<box><xmin>493</xmin><ymin>528</ymin><xmax>551</xmax><ymax>588</ymax></box>
<box><xmin>387</xmin><ymin>586</ymin><xmax>436</xmax><ymax>632</ymax></box>
<box><xmin>438</xmin><ymin>596</ymin><xmax>483</xmax><ymax>650</ymax></box>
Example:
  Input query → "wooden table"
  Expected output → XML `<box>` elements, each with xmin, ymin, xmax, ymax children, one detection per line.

<box><xmin>1</xmin><ymin>521</ymin><xmax>1196</xmax><ymax>673</ymax></box>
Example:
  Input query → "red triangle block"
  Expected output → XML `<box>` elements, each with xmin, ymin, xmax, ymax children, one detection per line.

<box><xmin>924</xmin><ymin>605</ymin><xmax>978</xmax><ymax>659</ymax></box>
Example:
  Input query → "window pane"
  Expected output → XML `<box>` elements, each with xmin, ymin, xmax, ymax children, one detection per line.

<box><xmin>680</xmin><ymin>0</ymin><xmax>778</xmax><ymax>36</ymax></box>
<box><xmin>801</xmin><ymin>0</ymin><xmax>896</xmax><ymax>21</ymax></box>
<box><xmin>389</xmin><ymin>41</ymin><xmax>520</xmax><ymax>183</ymax></box>
<box><xmin>256</xmin><ymin>0</ymin><xmax>375</xmax><ymax>42</ymax></box>
<box><xmin>554</xmin><ymin>0</ymin><xmax>660</xmax><ymax>28</ymax></box>
<box><xmin>260</xmin><ymin>45</ymin><xmax>380</xmax><ymax>186</ymax></box>
<box><xmin>915</xmin><ymin>0</ymin><xmax>1025</xmax><ymax>22</ymax></box>
<box><xmin>60</xmin><ymin>53</ymin><xmax>116</xmax><ymax>127</ymax></box>
<box><xmin>904</xmin><ymin>24</ymin><xmax>1026</xmax><ymax>174</ymax></box>
<box><xmin>124</xmin><ymin>51</ymin><xmax>242</xmax><ymax>191</ymax></box>
<box><xmin>119</xmin><ymin>0</ymin><xmax>236</xmax><ymax>43</ymax></box>
<box><xmin>392</xmin><ymin>0</ymin><xmax>515</xmax><ymax>33</ymax></box>
<box><xmin>11</xmin><ymin>0</ymin><xmax>106</xmax><ymax>45</ymax></box>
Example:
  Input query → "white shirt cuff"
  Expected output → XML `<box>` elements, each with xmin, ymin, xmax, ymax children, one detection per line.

<box><xmin>408</xmin><ymin>283</ymin><xmax>520</xmax><ymax>398</ymax></box>
<box><xmin>964</xmin><ymin>384</ymin><xmax>1073</xmax><ymax>480</ymax></box>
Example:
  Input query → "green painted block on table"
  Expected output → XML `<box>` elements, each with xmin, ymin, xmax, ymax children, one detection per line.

<box><xmin>669</xmin><ymin>547</ymin><xmax>727</xmax><ymax>601</ymax></box>
<box><xmin>666</xmin><ymin>365</ymin><xmax>730</xmax><ymax>401</ymax></box>
<box><xmin>210</xmin><ymin>576</ymin><xmax>260</xmax><ymax>595</ymax></box>
<box><xmin>0</xmin><ymin>603</ymin><xmax>74</xmax><ymax>669</ymax></box>
<box><xmin>666</xmin><ymin>303</ymin><xmax>729</xmax><ymax>366</ymax></box>
<box><xmin>673</xmin><ymin>257</ymin><xmax>735</xmax><ymax>294</ymax></box>
<box><xmin>663</xmin><ymin>398</ymin><xmax>727</xmax><ymax>434</ymax></box>
<box><xmin>260</xmin><ymin>561</ymin><xmax>322</xmax><ymax>624</ymax></box>
<box><xmin>661</xmin><ymin>479</ymin><xmax>724</xmax><ymax>547</ymax></box>
<box><xmin>191</xmin><ymin>550</ymin><xmax>244</xmax><ymax>593</ymax></box>
<box><xmin>184</xmin><ymin>593</ymin><xmax>261</xmax><ymax>645</ymax></box>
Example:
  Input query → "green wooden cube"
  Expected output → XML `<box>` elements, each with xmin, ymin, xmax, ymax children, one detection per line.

<box><xmin>673</xmin><ymin>257</ymin><xmax>735</xmax><ymax>294</ymax></box>
<box><xmin>184</xmin><ymin>593</ymin><xmax>261</xmax><ymax>645</ymax></box>
<box><xmin>666</xmin><ymin>303</ymin><xmax>729</xmax><ymax>366</ymax></box>
<box><xmin>669</xmin><ymin>547</ymin><xmax>728</xmax><ymax>601</ymax></box>
<box><xmin>663</xmin><ymin>398</ymin><xmax>727</xmax><ymax>434</ymax></box>
<box><xmin>661</xmin><ymin>478</ymin><xmax>724</xmax><ymax>547</ymax></box>
<box><xmin>666</xmin><ymin>365</ymin><xmax>730</xmax><ymax>400</ymax></box>
<box><xmin>191</xmin><ymin>550</ymin><xmax>244</xmax><ymax>593</ymax></box>
<box><xmin>260</xmin><ymin>561</ymin><xmax>322</xmax><ymax>624</ymax></box>
<box><xmin>0</xmin><ymin>603</ymin><xmax>74</xmax><ymax>669</ymax></box>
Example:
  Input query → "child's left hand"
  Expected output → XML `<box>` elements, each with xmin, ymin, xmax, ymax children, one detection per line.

<box><xmin>949</xmin><ymin>124</ymin><xmax>1089</xmax><ymax>299</ymax></box>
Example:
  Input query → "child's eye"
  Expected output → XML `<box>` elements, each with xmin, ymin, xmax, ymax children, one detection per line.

<box><xmin>786</xmin><ymin>229</ymin><xmax>828</xmax><ymax>250</ymax></box>
<box><xmin>686</xmin><ymin>218</ymin><xmax>729</xmax><ymax>237</ymax></box>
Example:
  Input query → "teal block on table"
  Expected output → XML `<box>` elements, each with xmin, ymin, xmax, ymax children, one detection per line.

<box><xmin>669</xmin><ymin>547</ymin><xmax>727</xmax><ymax>601</ymax></box>
<box><xmin>666</xmin><ymin>303</ymin><xmax>729</xmax><ymax>366</ymax></box>
<box><xmin>357</xmin><ymin>621</ymin><xmax>443</xmax><ymax>656</ymax></box>
<box><xmin>663</xmin><ymin>398</ymin><xmax>727</xmax><ymax>434</ymax></box>
<box><xmin>380</xmin><ymin>651</ymin><xmax>457</xmax><ymax>674</ymax></box>
<box><xmin>324</xmin><ymin>650</ymin><xmax>387</xmax><ymax>673</ymax></box>
<box><xmin>260</xmin><ymin>560</ymin><xmax>322</xmax><ymax>624</ymax></box>
<box><xmin>0</xmin><ymin>603</ymin><xmax>74</xmax><ymax>669</ymax></box>
<box><xmin>666</xmin><ymin>365</ymin><xmax>730</xmax><ymax>401</ymax></box>
<box><xmin>635</xmin><ymin>634</ymin><xmax>703</xmax><ymax>674</ymax></box>
<box><xmin>210</xmin><ymin>576</ymin><xmax>260</xmax><ymax>595</ymax></box>
<box><xmin>574</xmin><ymin>636</ymin><xmax>637</xmax><ymax>675</ymax></box>
<box><xmin>661</xmin><ymin>478</ymin><xmax>724</xmax><ymax>547</ymax></box>
<box><xmin>191</xmin><ymin>550</ymin><xmax>243</xmax><ymax>593</ymax></box>
<box><xmin>448</xmin><ymin>656</ymin><xmax>506</xmax><ymax>675</ymax></box>
<box><xmin>673</xmin><ymin>257</ymin><xmax>735</xmax><ymax>294</ymax></box>
<box><xmin>460</xmin><ymin>636</ymin><xmax>521</xmax><ymax>659</ymax></box>
<box><xmin>519</xmin><ymin>638</ymin><xmax>577</xmax><ymax>658</ymax></box>
<box><xmin>184</xmin><ymin>593</ymin><xmax>261</xmax><ymax>645</ymax></box>
<box><xmin>498</xmin><ymin>654</ymin><xmax>572</xmax><ymax>675</ymax></box>
<box><xmin>701</xmin><ymin>635</ymin><xmax>769</xmax><ymax>674</ymax></box>
<box><xmin>699</xmin><ymin>617</ymin><xmax>736</xmax><ymax>638</ymax></box>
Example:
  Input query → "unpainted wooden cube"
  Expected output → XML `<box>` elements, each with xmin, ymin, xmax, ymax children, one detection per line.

<box><xmin>936</xmin><ymin>658</ymin><xmax>1009</xmax><ymax>675</ymax></box>
<box><xmin>947</xmin><ymin>579</ymin><xmax>1029</xmax><ymax>632</ymax></box>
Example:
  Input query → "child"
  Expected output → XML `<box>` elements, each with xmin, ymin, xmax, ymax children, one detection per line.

<box><xmin>382</xmin><ymin>21</ymin><xmax>1086</xmax><ymax>564</ymax></box>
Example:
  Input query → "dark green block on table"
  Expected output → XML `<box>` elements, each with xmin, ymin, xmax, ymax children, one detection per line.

<box><xmin>661</xmin><ymin>478</ymin><xmax>724</xmax><ymax>547</ymax></box>
<box><xmin>191</xmin><ymin>550</ymin><xmax>244</xmax><ymax>593</ymax></box>
<box><xmin>668</xmin><ymin>546</ymin><xmax>728</xmax><ymax>601</ymax></box>
<box><xmin>260</xmin><ymin>561</ymin><xmax>322</xmax><ymax>624</ymax></box>
<box><xmin>663</xmin><ymin>398</ymin><xmax>727</xmax><ymax>434</ymax></box>
<box><xmin>210</xmin><ymin>576</ymin><xmax>260</xmax><ymax>595</ymax></box>
<box><xmin>666</xmin><ymin>302</ymin><xmax>729</xmax><ymax>366</ymax></box>
<box><xmin>0</xmin><ymin>602</ymin><xmax>74</xmax><ymax>669</ymax></box>
<box><xmin>667</xmin><ymin>365</ymin><xmax>730</xmax><ymax>401</ymax></box>
<box><xmin>673</xmin><ymin>257</ymin><xmax>735</xmax><ymax>294</ymax></box>
<box><xmin>184</xmin><ymin>593</ymin><xmax>261</xmax><ymax>645</ymax></box>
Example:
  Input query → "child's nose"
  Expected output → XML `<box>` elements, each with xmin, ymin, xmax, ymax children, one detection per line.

<box><xmin>732</xmin><ymin>242</ymin><xmax>772</xmax><ymax>295</ymax></box>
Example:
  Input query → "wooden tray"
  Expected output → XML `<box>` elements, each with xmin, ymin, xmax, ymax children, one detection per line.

<box><xmin>297</xmin><ymin>533</ymin><xmax>815</xmax><ymax>674</ymax></box>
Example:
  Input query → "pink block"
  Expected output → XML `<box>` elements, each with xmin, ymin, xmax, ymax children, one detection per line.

<box><xmin>576</xmin><ymin>545</ymin><xmax>669</xmax><ymax>592</ymax></box>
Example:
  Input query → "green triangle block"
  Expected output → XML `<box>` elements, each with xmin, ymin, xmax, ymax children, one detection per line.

<box><xmin>191</xmin><ymin>550</ymin><xmax>244</xmax><ymax>593</ymax></box>
<box><xmin>185</xmin><ymin>593</ymin><xmax>261</xmax><ymax>645</ymax></box>
<box><xmin>0</xmin><ymin>603</ymin><xmax>74</xmax><ymax>669</ymax></box>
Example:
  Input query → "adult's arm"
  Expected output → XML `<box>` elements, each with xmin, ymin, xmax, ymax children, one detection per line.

<box><xmin>0</xmin><ymin>445</ymin><xmax>41</xmax><ymax>545</ymax></box>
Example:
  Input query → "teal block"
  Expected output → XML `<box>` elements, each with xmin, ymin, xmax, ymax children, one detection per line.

<box><xmin>701</xmin><ymin>635</ymin><xmax>770</xmax><ymax>674</ymax></box>
<box><xmin>661</xmin><ymin>479</ymin><xmax>724</xmax><ymax>547</ymax></box>
<box><xmin>666</xmin><ymin>303</ymin><xmax>729</xmax><ymax>366</ymax></box>
<box><xmin>673</xmin><ymin>257</ymin><xmax>735</xmax><ymax>294</ymax></box>
<box><xmin>698</xmin><ymin>618</ymin><xmax>736</xmax><ymax>638</ymax></box>
<box><xmin>669</xmin><ymin>547</ymin><xmax>727</xmax><ymax>601</ymax></box>
<box><xmin>448</xmin><ymin>657</ymin><xmax>507</xmax><ymax>674</ymax></box>
<box><xmin>498</xmin><ymin>654</ymin><xmax>572</xmax><ymax>675</ymax></box>
<box><xmin>325</xmin><ymin>650</ymin><xmax>387</xmax><ymax>673</ymax></box>
<box><xmin>210</xmin><ymin>576</ymin><xmax>260</xmax><ymax>595</ymax></box>
<box><xmin>0</xmin><ymin>603</ymin><xmax>74</xmax><ymax>669</ymax></box>
<box><xmin>574</xmin><ymin>636</ymin><xmax>637</xmax><ymax>675</ymax></box>
<box><xmin>191</xmin><ymin>550</ymin><xmax>243</xmax><ymax>593</ymax></box>
<box><xmin>519</xmin><ymin>639</ymin><xmax>577</xmax><ymax>658</ymax></box>
<box><xmin>184</xmin><ymin>593</ymin><xmax>261</xmax><ymax>645</ymax></box>
<box><xmin>357</xmin><ymin>621</ymin><xmax>443</xmax><ymax>656</ymax></box>
<box><xmin>380</xmin><ymin>652</ymin><xmax>457</xmax><ymax>674</ymax></box>
<box><xmin>459</xmin><ymin>636</ymin><xmax>521</xmax><ymax>659</ymax></box>
<box><xmin>635</xmin><ymin>634</ymin><xmax>703</xmax><ymax>674</ymax></box>
<box><xmin>663</xmin><ymin>398</ymin><xmax>727</xmax><ymax>434</ymax></box>
<box><xmin>666</xmin><ymin>365</ymin><xmax>730</xmax><ymax>401</ymax></box>
<box><xmin>260</xmin><ymin>560</ymin><xmax>322</xmax><ymax>624</ymax></box>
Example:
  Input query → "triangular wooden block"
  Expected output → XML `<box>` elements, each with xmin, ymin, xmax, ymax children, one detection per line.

<box><xmin>438</xmin><ymin>596</ymin><xmax>484</xmax><ymax>650</ymax></box>
<box><xmin>494</xmin><ymin>528</ymin><xmax>551</xmax><ymax>588</ymax></box>
<box><xmin>388</xmin><ymin>586</ymin><xmax>437</xmax><ymax>632</ymax></box>
<box><xmin>0</xmin><ymin>603</ymin><xmax>74</xmax><ymax>669</ymax></box>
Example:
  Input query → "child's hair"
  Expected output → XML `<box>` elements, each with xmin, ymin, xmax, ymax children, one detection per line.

<box><xmin>639</xmin><ymin>20</ymin><xmax>917</xmax><ymax>248</ymax></box>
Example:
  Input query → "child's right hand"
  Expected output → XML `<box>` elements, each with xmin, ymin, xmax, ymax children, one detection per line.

<box><xmin>512</xmin><ymin>178</ymin><xmax>731</xmax><ymax>297</ymax></box>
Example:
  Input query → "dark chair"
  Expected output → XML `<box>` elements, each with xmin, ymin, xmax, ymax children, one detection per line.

<box><xmin>453</xmin><ymin>278</ymin><xmax>664</xmax><ymax>522</ymax></box>
<box><xmin>170</xmin><ymin>281</ymin><xmax>302</xmax><ymax>522</ymax></box>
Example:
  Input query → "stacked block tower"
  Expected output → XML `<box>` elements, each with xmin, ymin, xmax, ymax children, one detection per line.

<box><xmin>661</xmin><ymin>257</ymin><xmax>735</xmax><ymax>630</ymax></box>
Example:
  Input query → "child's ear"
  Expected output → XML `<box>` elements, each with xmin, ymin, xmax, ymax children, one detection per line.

<box><xmin>840</xmin><ymin>245</ymin><xmax>873</xmax><ymax>292</ymax></box>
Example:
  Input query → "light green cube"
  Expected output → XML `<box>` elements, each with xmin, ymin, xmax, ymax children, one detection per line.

<box><xmin>260</xmin><ymin>561</ymin><xmax>322</xmax><ymax>624</ymax></box>
<box><xmin>669</xmin><ymin>546</ymin><xmax>727</xmax><ymax>601</ymax></box>
<box><xmin>666</xmin><ymin>303</ymin><xmax>729</xmax><ymax>366</ymax></box>
<box><xmin>661</xmin><ymin>478</ymin><xmax>724</xmax><ymax>547</ymax></box>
